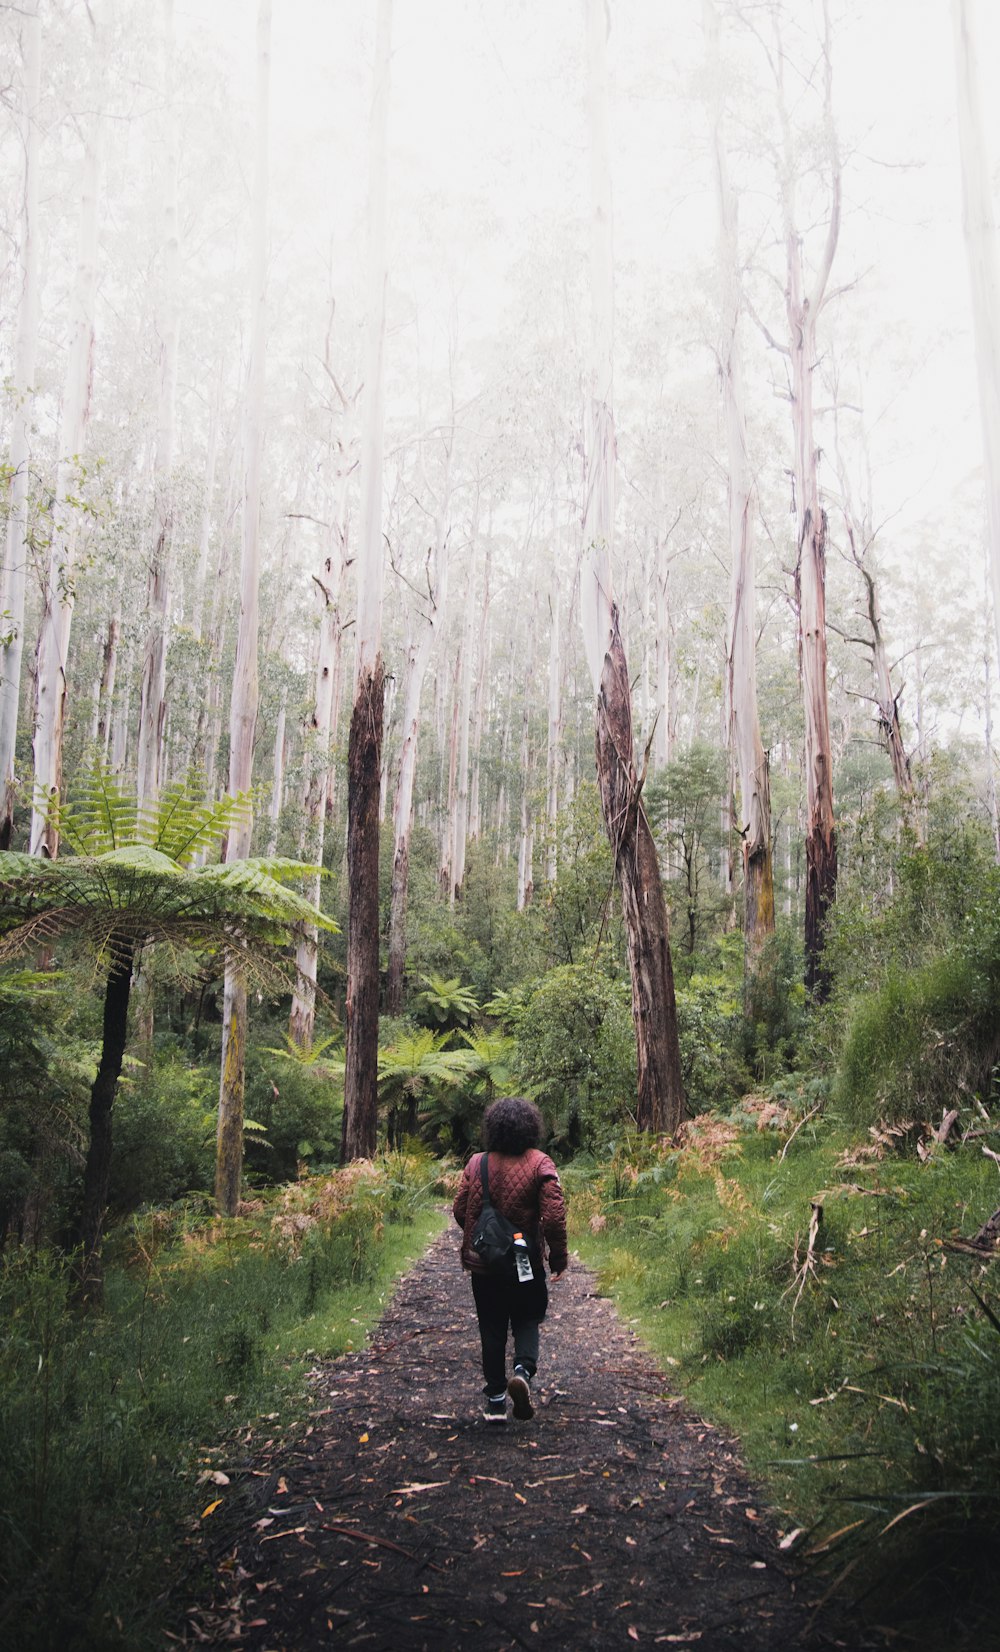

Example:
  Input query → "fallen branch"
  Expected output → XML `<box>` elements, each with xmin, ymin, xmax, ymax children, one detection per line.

<box><xmin>778</xmin><ymin>1103</ymin><xmax>823</xmax><ymax>1162</ymax></box>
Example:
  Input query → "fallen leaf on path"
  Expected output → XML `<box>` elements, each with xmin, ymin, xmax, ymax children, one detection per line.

<box><xmin>388</xmin><ymin>1480</ymin><xmax>448</xmax><ymax>1495</ymax></box>
<box><xmin>628</xmin><ymin>1630</ymin><xmax>640</xmax><ymax>1642</ymax></box>
<box><xmin>200</xmin><ymin>1500</ymin><xmax>222</xmax><ymax>1519</ymax></box>
<box><xmin>778</xmin><ymin>1528</ymin><xmax>803</xmax><ymax>1550</ymax></box>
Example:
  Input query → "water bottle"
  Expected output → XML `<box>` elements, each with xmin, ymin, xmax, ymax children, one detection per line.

<box><xmin>513</xmin><ymin>1231</ymin><xmax>534</xmax><ymax>1283</ymax></box>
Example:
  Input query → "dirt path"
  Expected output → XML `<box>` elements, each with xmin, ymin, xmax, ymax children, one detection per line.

<box><xmin>180</xmin><ymin>1225</ymin><xmax>877</xmax><ymax>1651</ymax></box>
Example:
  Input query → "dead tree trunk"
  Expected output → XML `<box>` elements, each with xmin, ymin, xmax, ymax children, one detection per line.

<box><xmin>342</xmin><ymin>0</ymin><xmax>393</xmax><ymax>1160</ymax></box>
<box><xmin>581</xmin><ymin>0</ymin><xmax>684</xmax><ymax>1135</ymax></box>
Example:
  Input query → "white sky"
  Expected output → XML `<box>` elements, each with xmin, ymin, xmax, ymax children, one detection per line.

<box><xmin>172</xmin><ymin>0</ymin><xmax>1000</xmax><ymax>567</ymax></box>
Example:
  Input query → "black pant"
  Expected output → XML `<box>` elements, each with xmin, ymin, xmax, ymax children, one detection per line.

<box><xmin>471</xmin><ymin>1269</ymin><xmax>548</xmax><ymax>1394</ymax></box>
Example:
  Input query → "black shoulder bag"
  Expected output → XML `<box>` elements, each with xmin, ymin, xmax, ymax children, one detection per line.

<box><xmin>470</xmin><ymin>1153</ymin><xmax>517</xmax><ymax>1275</ymax></box>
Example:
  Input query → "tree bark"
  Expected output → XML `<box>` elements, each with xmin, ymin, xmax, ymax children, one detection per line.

<box><xmin>216</xmin><ymin>0</ymin><xmax>270</xmax><ymax>1213</ymax></box>
<box><xmin>596</xmin><ymin>609</ymin><xmax>685</xmax><ymax>1134</ymax></box>
<box><xmin>0</xmin><ymin>1</ymin><xmax>41</xmax><ymax>850</ymax></box>
<box><xmin>342</xmin><ymin>658</ymin><xmax>384</xmax><ymax>1160</ymax></box>
<box><xmin>76</xmin><ymin>938</ymin><xmax>134</xmax><ymax>1305</ymax></box>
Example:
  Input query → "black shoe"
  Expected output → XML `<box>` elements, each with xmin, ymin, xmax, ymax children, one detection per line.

<box><xmin>483</xmin><ymin>1393</ymin><xmax>508</xmax><ymax>1423</ymax></box>
<box><xmin>508</xmin><ymin>1365</ymin><xmax>534</xmax><ymax>1420</ymax></box>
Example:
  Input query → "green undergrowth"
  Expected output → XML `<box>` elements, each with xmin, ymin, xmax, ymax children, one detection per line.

<box><xmin>566</xmin><ymin>1102</ymin><xmax>1000</xmax><ymax>1648</ymax></box>
<box><xmin>0</xmin><ymin>1153</ymin><xmax>445</xmax><ymax>1652</ymax></box>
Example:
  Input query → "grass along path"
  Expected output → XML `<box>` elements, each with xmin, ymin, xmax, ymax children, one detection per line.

<box><xmin>178</xmin><ymin>1222</ymin><xmax>879</xmax><ymax>1651</ymax></box>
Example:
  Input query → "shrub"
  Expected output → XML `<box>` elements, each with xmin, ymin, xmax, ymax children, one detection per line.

<box><xmin>835</xmin><ymin>951</ymin><xmax>997</xmax><ymax>1129</ymax></box>
<box><xmin>109</xmin><ymin>1057</ymin><xmax>215</xmax><ymax>1211</ymax></box>
<box><xmin>512</xmin><ymin>963</ymin><xmax>636</xmax><ymax>1150</ymax></box>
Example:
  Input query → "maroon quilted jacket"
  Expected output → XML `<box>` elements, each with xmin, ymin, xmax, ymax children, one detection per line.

<box><xmin>453</xmin><ymin>1149</ymin><xmax>568</xmax><ymax>1276</ymax></box>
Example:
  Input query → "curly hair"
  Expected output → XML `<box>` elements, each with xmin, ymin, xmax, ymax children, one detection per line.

<box><xmin>484</xmin><ymin>1096</ymin><xmax>543</xmax><ymax>1155</ymax></box>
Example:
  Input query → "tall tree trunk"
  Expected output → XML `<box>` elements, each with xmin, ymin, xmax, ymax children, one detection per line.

<box><xmin>290</xmin><ymin>520</ymin><xmax>346</xmax><ymax>1047</ymax></box>
<box><xmin>707</xmin><ymin>0</ymin><xmax>774</xmax><ymax>972</ymax></box>
<box><xmin>954</xmin><ymin>0</ymin><xmax>1000</xmax><ymax>675</ymax></box>
<box><xmin>386</xmin><ymin>514</ymin><xmax>449</xmax><ymax>1014</ymax></box>
<box><xmin>581</xmin><ymin>0</ymin><xmax>683</xmax><ymax>1135</ymax></box>
<box><xmin>76</xmin><ymin>938</ymin><xmax>134</xmax><ymax>1305</ymax></box>
<box><xmin>453</xmin><ymin>554</ymin><xmax>476</xmax><ymax>898</ymax></box>
<box><xmin>0</xmin><ymin>2</ymin><xmax>41</xmax><ymax>850</ymax></box>
<box><xmin>191</xmin><ymin>389</ymin><xmax>221</xmax><ymax>645</ymax></box>
<box><xmin>266</xmin><ymin>689</ymin><xmax>286</xmax><ymax>854</ymax></box>
<box><xmin>441</xmin><ymin>644</ymin><xmax>461</xmax><ymax>900</ymax></box>
<box><xmin>31</xmin><ymin>113</ymin><xmax>101</xmax><ymax>857</ymax></box>
<box><xmin>469</xmin><ymin>539</ymin><xmax>491</xmax><ymax>843</ymax></box>
<box><xmin>776</xmin><ymin>0</ymin><xmax>840</xmax><ymax>998</ymax></box>
<box><xmin>216</xmin><ymin>0</ymin><xmax>270</xmax><ymax>1215</ymax></box>
<box><xmin>653</xmin><ymin>539</ymin><xmax>671</xmax><ymax>770</ymax></box>
<box><xmin>343</xmin><ymin>0</ymin><xmax>392</xmax><ymax>1161</ymax></box>
<box><xmin>136</xmin><ymin>0</ymin><xmax>180</xmax><ymax>808</ymax></box>
<box><xmin>546</xmin><ymin>581</ymin><xmax>561</xmax><ymax>882</ymax></box>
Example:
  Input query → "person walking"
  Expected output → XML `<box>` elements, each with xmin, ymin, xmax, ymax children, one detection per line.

<box><xmin>453</xmin><ymin>1096</ymin><xmax>568</xmax><ymax>1422</ymax></box>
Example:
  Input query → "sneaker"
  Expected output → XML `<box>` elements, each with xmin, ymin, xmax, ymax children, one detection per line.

<box><xmin>483</xmin><ymin>1393</ymin><xmax>508</xmax><ymax>1423</ymax></box>
<box><xmin>508</xmin><ymin>1366</ymin><xmax>534</xmax><ymax>1421</ymax></box>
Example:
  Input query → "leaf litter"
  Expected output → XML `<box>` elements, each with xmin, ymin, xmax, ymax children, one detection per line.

<box><xmin>174</xmin><ymin>1225</ymin><xmax>884</xmax><ymax>1650</ymax></box>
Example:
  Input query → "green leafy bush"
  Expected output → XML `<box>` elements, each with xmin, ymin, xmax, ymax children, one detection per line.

<box><xmin>109</xmin><ymin>1056</ymin><xmax>215</xmax><ymax>1210</ymax></box>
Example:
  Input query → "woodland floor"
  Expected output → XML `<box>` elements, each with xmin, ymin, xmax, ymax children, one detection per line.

<box><xmin>174</xmin><ymin>1223</ymin><xmax>885</xmax><ymax>1652</ymax></box>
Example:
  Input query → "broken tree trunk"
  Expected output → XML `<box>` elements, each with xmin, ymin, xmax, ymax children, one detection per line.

<box><xmin>581</xmin><ymin>0</ymin><xmax>684</xmax><ymax>1136</ymax></box>
<box><xmin>342</xmin><ymin>0</ymin><xmax>393</xmax><ymax>1160</ymax></box>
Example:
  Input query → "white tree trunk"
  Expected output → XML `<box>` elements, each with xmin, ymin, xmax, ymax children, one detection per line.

<box><xmin>468</xmin><ymin>542</ymin><xmax>492</xmax><ymax>842</ymax></box>
<box><xmin>136</xmin><ymin>0</ymin><xmax>180</xmax><ymax>809</ymax></box>
<box><xmin>453</xmin><ymin>554</ymin><xmax>476</xmax><ymax>897</ymax></box>
<box><xmin>385</xmin><ymin>506</ymin><xmax>449</xmax><ymax>1014</ymax></box>
<box><xmin>289</xmin><ymin>529</ymin><xmax>345</xmax><ymax>1046</ymax></box>
<box><xmin>707</xmin><ymin>0</ymin><xmax>774</xmax><ymax>966</ymax></box>
<box><xmin>191</xmin><ymin>389</ymin><xmax>221</xmax><ymax>645</ymax></box>
<box><xmin>0</xmin><ymin>0</ymin><xmax>41</xmax><ymax>849</ymax></box>
<box><xmin>777</xmin><ymin>0</ymin><xmax>840</xmax><ymax>998</ymax></box>
<box><xmin>266</xmin><ymin>690</ymin><xmax>287</xmax><ymax>854</ymax></box>
<box><xmin>954</xmin><ymin>0</ymin><xmax>1000</xmax><ymax>674</ymax></box>
<box><xmin>217</xmin><ymin>0</ymin><xmax>270</xmax><ymax>1215</ymax></box>
<box><xmin>546</xmin><ymin>581</ymin><xmax>561</xmax><ymax>881</ymax></box>
<box><xmin>31</xmin><ymin>113</ymin><xmax>102</xmax><ymax>857</ymax></box>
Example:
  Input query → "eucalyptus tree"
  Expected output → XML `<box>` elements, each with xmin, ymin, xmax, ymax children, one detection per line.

<box><xmin>31</xmin><ymin>35</ymin><xmax>102</xmax><ymax>859</ymax></box>
<box><xmin>706</xmin><ymin>0</ymin><xmax>774</xmax><ymax>972</ymax></box>
<box><xmin>135</xmin><ymin>0</ymin><xmax>180</xmax><ymax>808</ymax></box>
<box><xmin>216</xmin><ymin>0</ymin><xmax>271</xmax><ymax>1215</ymax></box>
<box><xmin>0</xmin><ymin>0</ymin><xmax>41</xmax><ymax>850</ymax></box>
<box><xmin>342</xmin><ymin>0</ymin><xmax>394</xmax><ymax>1161</ymax></box>
<box><xmin>386</xmin><ymin>430</ymin><xmax>452</xmax><ymax>1013</ymax></box>
<box><xmin>579</xmin><ymin>0</ymin><xmax>683</xmax><ymax>1135</ymax></box>
<box><xmin>746</xmin><ymin>0</ymin><xmax>842</xmax><ymax>995</ymax></box>
<box><xmin>953</xmin><ymin>0</ymin><xmax>1000</xmax><ymax>675</ymax></box>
